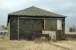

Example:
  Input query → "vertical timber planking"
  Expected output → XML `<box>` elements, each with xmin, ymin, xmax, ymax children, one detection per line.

<box><xmin>18</xmin><ymin>16</ymin><xmax>19</xmax><ymax>40</ymax></box>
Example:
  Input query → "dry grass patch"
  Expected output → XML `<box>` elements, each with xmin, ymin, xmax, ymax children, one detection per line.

<box><xmin>0</xmin><ymin>40</ymin><xmax>74</xmax><ymax>50</ymax></box>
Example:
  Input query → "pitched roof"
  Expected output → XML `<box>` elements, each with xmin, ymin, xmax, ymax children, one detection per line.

<box><xmin>9</xmin><ymin>6</ymin><xmax>65</xmax><ymax>17</ymax></box>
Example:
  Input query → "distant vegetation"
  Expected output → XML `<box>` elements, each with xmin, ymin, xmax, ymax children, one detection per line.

<box><xmin>69</xmin><ymin>26</ymin><xmax>76</xmax><ymax>32</ymax></box>
<box><xmin>0</xmin><ymin>25</ymin><xmax>7</xmax><ymax>30</ymax></box>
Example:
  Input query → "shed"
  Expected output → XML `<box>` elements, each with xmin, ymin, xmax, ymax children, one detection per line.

<box><xmin>7</xmin><ymin>6</ymin><xmax>66</xmax><ymax>40</ymax></box>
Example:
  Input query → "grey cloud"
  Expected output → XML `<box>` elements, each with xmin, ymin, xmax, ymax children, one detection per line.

<box><xmin>0</xmin><ymin>0</ymin><xmax>76</xmax><ymax>27</ymax></box>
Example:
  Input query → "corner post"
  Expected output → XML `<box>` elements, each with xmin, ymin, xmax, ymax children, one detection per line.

<box><xmin>18</xmin><ymin>16</ymin><xmax>19</xmax><ymax>40</ymax></box>
<box><xmin>44</xmin><ymin>18</ymin><xmax>45</xmax><ymax>30</ymax></box>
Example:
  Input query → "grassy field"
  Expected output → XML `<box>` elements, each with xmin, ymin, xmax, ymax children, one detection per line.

<box><xmin>0</xmin><ymin>39</ymin><xmax>76</xmax><ymax>50</ymax></box>
<box><xmin>0</xmin><ymin>32</ymin><xmax>76</xmax><ymax>50</ymax></box>
<box><xmin>52</xmin><ymin>40</ymin><xmax>76</xmax><ymax>50</ymax></box>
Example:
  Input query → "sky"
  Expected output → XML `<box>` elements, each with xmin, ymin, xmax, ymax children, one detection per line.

<box><xmin>0</xmin><ymin>0</ymin><xmax>76</xmax><ymax>27</ymax></box>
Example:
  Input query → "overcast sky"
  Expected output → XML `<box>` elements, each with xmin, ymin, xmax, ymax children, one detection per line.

<box><xmin>0</xmin><ymin>0</ymin><xmax>76</xmax><ymax>27</ymax></box>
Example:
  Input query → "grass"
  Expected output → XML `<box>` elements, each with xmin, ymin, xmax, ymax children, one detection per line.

<box><xmin>0</xmin><ymin>39</ymin><xmax>72</xmax><ymax>50</ymax></box>
<box><xmin>0</xmin><ymin>32</ymin><xmax>76</xmax><ymax>50</ymax></box>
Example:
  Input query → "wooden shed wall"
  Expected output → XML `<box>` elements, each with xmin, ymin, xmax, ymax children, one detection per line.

<box><xmin>45</xmin><ymin>19</ymin><xmax>57</xmax><ymax>31</ymax></box>
<box><xmin>10</xmin><ymin>17</ymin><xmax>18</xmax><ymax>40</ymax></box>
<box><xmin>56</xmin><ymin>19</ymin><xmax>65</xmax><ymax>40</ymax></box>
<box><xmin>19</xmin><ymin>18</ymin><xmax>43</xmax><ymax>40</ymax></box>
<box><xmin>9</xmin><ymin>16</ymin><xmax>65</xmax><ymax>40</ymax></box>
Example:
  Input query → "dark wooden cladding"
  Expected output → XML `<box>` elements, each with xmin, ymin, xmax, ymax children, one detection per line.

<box><xmin>9</xmin><ymin>16</ymin><xmax>65</xmax><ymax>40</ymax></box>
<box><xmin>10</xmin><ymin>16</ymin><xmax>18</xmax><ymax>40</ymax></box>
<box><xmin>45</xmin><ymin>19</ymin><xmax>57</xmax><ymax>31</ymax></box>
<box><xmin>19</xmin><ymin>18</ymin><xmax>43</xmax><ymax>40</ymax></box>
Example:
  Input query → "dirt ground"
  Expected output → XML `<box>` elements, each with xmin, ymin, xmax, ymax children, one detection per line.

<box><xmin>52</xmin><ymin>40</ymin><xmax>76</xmax><ymax>50</ymax></box>
<box><xmin>0</xmin><ymin>39</ymin><xmax>76</xmax><ymax>50</ymax></box>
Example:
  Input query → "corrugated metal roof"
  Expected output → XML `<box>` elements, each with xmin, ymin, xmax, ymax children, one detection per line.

<box><xmin>9</xmin><ymin>6</ymin><xmax>65</xmax><ymax>17</ymax></box>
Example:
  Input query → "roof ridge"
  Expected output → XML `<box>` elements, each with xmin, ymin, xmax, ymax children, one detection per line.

<box><xmin>9</xmin><ymin>6</ymin><xmax>65</xmax><ymax>17</ymax></box>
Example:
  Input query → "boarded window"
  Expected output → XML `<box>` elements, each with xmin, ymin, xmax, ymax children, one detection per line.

<box><xmin>57</xmin><ymin>20</ymin><xmax>62</xmax><ymax>30</ymax></box>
